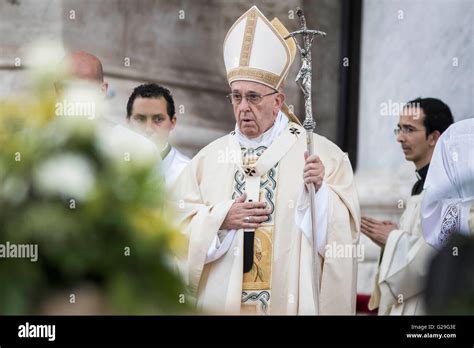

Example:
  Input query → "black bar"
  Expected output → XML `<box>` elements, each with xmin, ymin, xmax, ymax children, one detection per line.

<box><xmin>0</xmin><ymin>315</ymin><xmax>473</xmax><ymax>345</ymax></box>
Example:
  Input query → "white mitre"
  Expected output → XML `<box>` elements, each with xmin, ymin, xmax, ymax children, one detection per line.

<box><xmin>223</xmin><ymin>5</ymin><xmax>300</xmax><ymax>124</ymax></box>
<box><xmin>224</xmin><ymin>5</ymin><xmax>296</xmax><ymax>90</ymax></box>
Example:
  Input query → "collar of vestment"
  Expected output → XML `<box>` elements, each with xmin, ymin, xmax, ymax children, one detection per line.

<box><xmin>160</xmin><ymin>143</ymin><xmax>172</xmax><ymax>160</ymax></box>
<box><xmin>228</xmin><ymin>119</ymin><xmax>303</xmax><ymax>179</ymax></box>
<box><xmin>412</xmin><ymin>163</ymin><xmax>430</xmax><ymax>196</ymax></box>
<box><xmin>229</xmin><ymin>113</ymin><xmax>302</xmax><ymax>204</ymax></box>
<box><xmin>234</xmin><ymin>111</ymin><xmax>289</xmax><ymax>148</ymax></box>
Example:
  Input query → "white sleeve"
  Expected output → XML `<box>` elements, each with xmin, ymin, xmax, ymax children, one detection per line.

<box><xmin>205</xmin><ymin>229</ymin><xmax>237</xmax><ymax>264</ymax></box>
<box><xmin>421</xmin><ymin>137</ymin><xmax>452</xmax><ymax>249</ymax></box>
<box><xmin>294</xmin><ymin>182</ymin><xmax>329</xmax><ymax>256</ymax></box>
<box><xmin>421</xmin><ymin>127</ymin><xmax>474</xmax><ymax>249</ymax></box>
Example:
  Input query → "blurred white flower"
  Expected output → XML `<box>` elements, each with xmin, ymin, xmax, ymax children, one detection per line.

<box><xmin>24</xmin><ymin>39</ymin><xmax>66</xmax><ymax>81</ymax></box>
<box><xmin>96</xmin><ymin>125</ymin><xmax>159</xmax><ymax>168</ymax></box>
<box><xmin>34</xmin><ymin>153</ymin><xmax>95</xmax><ymax>200</ymax></box>
<box><xmin>53</xmin><ymin>80</ymin><xmax>111</xmax><ymax>140</ymax></box>
<box><xmin>1</xmin><ymin>177</ymin><xmax>28</xmax><ymax>205</ymax></box>
<box><xmin>58</xmin><ymin>80</ymin><xmax>107</xmax><ymax>120</ymax></box>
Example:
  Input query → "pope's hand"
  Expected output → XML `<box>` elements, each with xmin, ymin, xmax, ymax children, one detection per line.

<box><xmin>303</xmin><ymin>151</ymin><xmax>325</xmax><ymax>192</ymax></box>
<box><xmin>220</xmin><ymin>193</ymin><xmax>271</xmax><ymax>230</ymax></box>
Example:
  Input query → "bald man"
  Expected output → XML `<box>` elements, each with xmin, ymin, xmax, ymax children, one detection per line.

<box><xmin>67</xmin><ymin>51</ymin><xmax>104</xmax><ymax>80</ymax></box>
<box><xmin>56</xmin><ymin>50</ymin><xmax>160</xmax><ymax>165</ymax></box>
<box><xmin>56</xmin><ymin>50</ymin><xmax>108</xmax><ymax>98</ymax></box>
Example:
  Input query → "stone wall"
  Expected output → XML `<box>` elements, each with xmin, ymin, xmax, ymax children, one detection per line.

<box><xmin>355</xmin><ymin>0</ymin><xmax>474</xmax><ymax>294</ymax></box>
<box><xmin>0</xmin><ymin>0</ymin><xmax>344</xmax><ymax>157</ymax></box>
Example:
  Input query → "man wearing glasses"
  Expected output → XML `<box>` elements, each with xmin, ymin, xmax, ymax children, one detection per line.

<box><xmin>364</xmin><ymin>97</ymin><xmax>454</xmax><ymax>315</ymax></box>
<box><xmin>172</xmin><ymin>6</ymin><xmax>360</xmax><ymax>315</ymax></box>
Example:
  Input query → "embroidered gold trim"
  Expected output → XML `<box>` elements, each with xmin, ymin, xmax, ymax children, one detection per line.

<box><xmin>239</xmin><ymin>9</ymin><xmax>257</xmax><ymax>67</ymax></box>
<box><xmin>227</xmin><ymin>67</ymin><xmax>280</xmax><ymax>88</ymax></box>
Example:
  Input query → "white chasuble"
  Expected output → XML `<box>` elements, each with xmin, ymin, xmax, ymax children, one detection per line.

<box><xmin>369</xmin><ymin>192</ymin><xmax>436</xmax><ymax>315</ymax></box>
<box><xmin>160</xmin><ymin>146</ymin><xmax>190</xmax><ymax>189</ymax></box>
<box><xmin>171</xmin><ymin>121</ymin><xmax>360</xmax><ymax>315</ymax></box>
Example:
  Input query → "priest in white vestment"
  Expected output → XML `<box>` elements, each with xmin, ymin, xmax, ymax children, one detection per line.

<box><xmin>421</xmin><ymin>118</ymin><xmax>474</xmax><ymax>249</ymax></box>
<box><xmin>364</xmin><ymin>98</ymin><xmax>454</xmax><ymax>315</ymax></box>
<box><xmin>171</xmin><ymin>6</ymin><xmax>360</xmax><ymax>315</ymax></box>
<box><xmin>126</xmin><ymin>83</ymin><xmax>190</xmax><ymax>188</ymax></box>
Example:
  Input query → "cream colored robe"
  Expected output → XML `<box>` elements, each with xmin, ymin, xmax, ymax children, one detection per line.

<box><xmin>171</xmin><ymin>121</ymin><xmax>360</xmax><ymax>314</ymax></box>
<box><xmin>369</xmin><ymin>192</ymin><xmax>436</xmax><ymax>315</ymax></box>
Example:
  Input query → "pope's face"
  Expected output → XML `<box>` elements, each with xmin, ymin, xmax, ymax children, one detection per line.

<box><xmin>127</xmin><ymin>97</ymin><xmax>176</xmax><ymax>147</ymax></box>
<box><xmin>230</xmin><ymin>81</ymin><xmax>284</xmax><ymax>139</ymax></box>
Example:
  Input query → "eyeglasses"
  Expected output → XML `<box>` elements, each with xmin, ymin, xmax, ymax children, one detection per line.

<box><xmin>226</xmin><ymin>91</ymin><xmax>278</xmax><ymax>105</ymax></box>
<box><xmin>393</xmin><ymin>127</ymin><xmax>424</xmax><ymax>135</ymax></box>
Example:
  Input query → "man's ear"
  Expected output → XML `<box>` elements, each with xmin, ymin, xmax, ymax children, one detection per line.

<box><xmin>54</xmin><ymin>82</ymin><xmax>62</xmax><ymax>96</ymax></box>
<box><xmin>170</xmin><ymin>116</ymin><xmax>177</xmax><ymax>130</ymax></box>
<box><xmin>274</xmin><ymin>93</ymin><xmax>285</xmax><ymax>114</ymax></box>
<box><xmin>429</xmin><ymin>130</ymin><xmax>441</xmax><ymax>146</ymax></box>
<box><xmin>101</xmin><ymin>81</ymin><xmax>109</xmax><ymax>97</ymax></box>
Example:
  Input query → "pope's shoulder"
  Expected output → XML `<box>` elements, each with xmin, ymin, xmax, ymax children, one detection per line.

<box><xmin>312</xmin><ymin>132</ymin><xmax>346</xmax><ymax>159</ymax></box>
<box><xmin>188</xmin><ymin>122</ymin><xmax>348</xmax><ymax>164</ymax></box>
<box><xmin>289</xmin><ymin>121</ymin><xmax>347</xmax><ymax>160</ymax></box>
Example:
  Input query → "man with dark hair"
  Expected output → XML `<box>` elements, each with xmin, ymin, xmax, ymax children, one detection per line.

<box><xmin>394</xmin><ymin>97</ymin><xmax>454</xmax><ymax>191</ymax></box>
<box><xmin>126</xmin><ymin>83</ymin><xmax>189</xmax><ymax>188</ymax></box>
<box><xmin>362</xmin><ymin>97</ymin><xmax>454</xmax><ymax>315</ymax></box>
<box><xmin>405</xmin><ymin>97</ymin><xmax>454</xmax><ymax>138</ymax></box>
